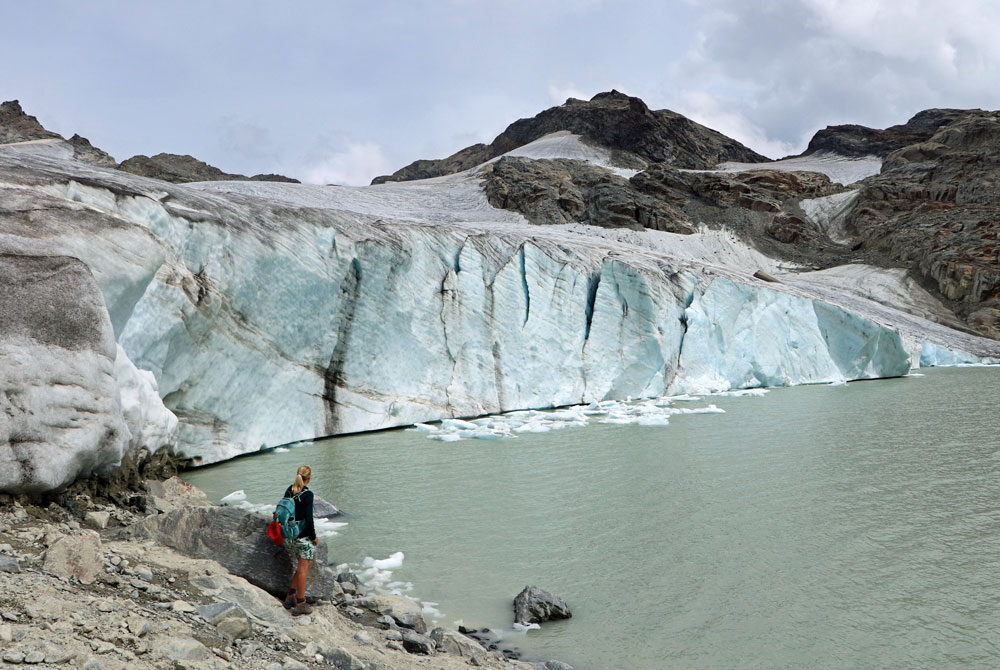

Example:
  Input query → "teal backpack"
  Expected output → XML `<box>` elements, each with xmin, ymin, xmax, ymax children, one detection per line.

<box><xmin>270</xmin><ymin>493</ymin><xmax>302</xmax><ymax>545</ymax></box>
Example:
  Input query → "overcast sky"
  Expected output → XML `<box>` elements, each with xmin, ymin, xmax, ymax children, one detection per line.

<box><xmin>5</xmin><ymin>0</ymin><xmax>1000</xmax><ymax>185</ymax></box>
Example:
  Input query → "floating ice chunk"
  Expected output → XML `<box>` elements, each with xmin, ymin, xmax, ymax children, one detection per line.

<box><xmin>636</xmin><ymin>415</ymin><xmax>670</xmax><ymax>426</ymax></box>
<box><xmin>369</xmin><ymin>552</ymin><xmax>405</xmax><ymax>570</ymax></box>
<box><xmin>273</xmin><ymin>447</ymin><xmax>289</xmax><ymax>453</ymax></box>
<box><xmin>671</xmin><ymin>394</ymin><xmax>703</xmax><ymax>402</ymax></box>
<box><xmin>221</xmin><ymin>490</ymin><xmax>246</xmax><ymax>504</ymax></box>
<box><xmin>514</xmin><ymin>421</ymin><xmax>553</xmax><ymax>433</ymax></box>
<box><xmin>411</xmin><ymin>423</ymin><xmax>439</xmax><ymax>433</ymax></box>
<box><xmin>315</xmin><ymin>519</ymin><xmax>348</xmax><ymax>538</ymax></box>
<box><xmin>512</xmin><ymin>622</ymin><xmax>541</xmax><ymax>632</ymax></box>
<box><xmin>429</xmin><ymin>433</ymin><xmax>463</xmax><ymax>442</ymax></box>
<box><xmin>711</xmin><ymin>388</ymin><xmax>768</xmax><ymax>397</ymax></box>
<box><xmin>442</xmin><ymin>418</ymin><xmax>479</xmax><ymax>431</ymax></box>
<box><xmin>471</xmin><ymin>417</ymin><xmax>493</xmax><ymax>426</ymax></box>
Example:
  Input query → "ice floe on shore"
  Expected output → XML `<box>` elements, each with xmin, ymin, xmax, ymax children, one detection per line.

<box><xmin>406</xmin><ymin>391</ymin><xmax>758</xmax><ymax>442</ymax></box>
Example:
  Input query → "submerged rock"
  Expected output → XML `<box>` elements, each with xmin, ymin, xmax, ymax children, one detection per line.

<box><xmin>513</xmin><ymin>586</ymin><xmax>572</xmax><ymax>625</ymax></box>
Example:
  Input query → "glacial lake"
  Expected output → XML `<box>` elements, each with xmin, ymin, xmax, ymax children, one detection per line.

<box><xmin>185</xmin><ymin>366</ymin><xmax>1000</xmax><ymax>669</ymax></box>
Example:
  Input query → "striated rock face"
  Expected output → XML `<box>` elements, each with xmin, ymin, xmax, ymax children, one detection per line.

<box><xmin>118</xmin><ymin>153</ymin><xmax>300</xmax><ymax>184</ymax></box>
<box><xmin>804</xmin><ymin>108</ymin><xmax>972</xmax><ymax>157</ymax></box>
<box><xmin>372</xmin><ymin>90</ymin><xmax>768</xmax><ymax>183</ymax></box>
<box><xmin>0</xmin><ymin>100</ymin><xmax>62</xmax><ymax>144</ymax></box>
<box><xmin>845</xmin><ymin>111</ymin><xmax>1000</xmax><ymax>337</ymax></box>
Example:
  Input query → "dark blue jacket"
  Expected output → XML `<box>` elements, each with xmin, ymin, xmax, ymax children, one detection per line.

<box><xmin>283</xmin><ymin>486</ymin><xmax>316</xmax><ymax>541</ymax></box>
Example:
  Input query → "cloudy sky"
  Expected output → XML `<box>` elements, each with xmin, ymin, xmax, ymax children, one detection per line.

<box><xmin>5</xmin><ymin>0</ymin><xmax>1000</xmax><ymax>185</ymax></box>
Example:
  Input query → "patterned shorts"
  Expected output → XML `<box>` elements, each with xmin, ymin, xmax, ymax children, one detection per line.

<box><xmin>286</xmin><ymin>537</ymin><xmax>315</xmax><ymax>561</ymax></box>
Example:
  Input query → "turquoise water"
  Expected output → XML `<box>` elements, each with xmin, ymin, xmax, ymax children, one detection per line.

<box><xmin>185</xmin><ymin>367</ymin><xmax>1000</xmax><ymax>669</ymax></box>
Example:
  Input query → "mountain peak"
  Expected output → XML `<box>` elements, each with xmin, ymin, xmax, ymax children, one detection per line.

<box><xmin>372</xmin><ymin>91</ymin><xmax>769</xmax><ymax>184</ymax></box>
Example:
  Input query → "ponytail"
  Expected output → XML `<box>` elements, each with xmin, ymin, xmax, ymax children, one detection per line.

<box><xmin>291</xmin><ymin>465</ymin><xmax>312</xmax><ymax>495</ymax></box>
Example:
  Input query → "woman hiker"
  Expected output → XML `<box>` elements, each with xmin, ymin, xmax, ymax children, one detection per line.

<box><xmin>283</xmin><ymin>465</ymin><xmax>318</xmax><ymax>616</ymax></box>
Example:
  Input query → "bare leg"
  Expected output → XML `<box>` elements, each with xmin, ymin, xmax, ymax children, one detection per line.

<box><xmin>293</xmin><ymin>558</ymin><xmax>311</xmax><ymax>601</ymax></box>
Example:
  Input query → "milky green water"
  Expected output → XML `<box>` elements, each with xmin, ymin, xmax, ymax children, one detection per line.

<box><xmin>185</xmin><ymin>367</ymin><xmax>1000</xmax><ymax>669</ymax></box>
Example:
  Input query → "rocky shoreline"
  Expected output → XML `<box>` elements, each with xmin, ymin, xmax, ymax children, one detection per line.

<box><xmin>0</xmin><ymin>474</ymin><xmax>573</xmax><ymax>670</ymax></box>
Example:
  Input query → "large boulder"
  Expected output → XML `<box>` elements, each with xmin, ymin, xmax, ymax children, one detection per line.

<box><xmin>513</xmin><ymin>585</ymin><xmax>572</xmax><ymax>625</ymax></box>
<box><xmin>136</xmin><ymin>504</ymin><xmax>340</xmax><ymax>600</ymax></box>
<box><xmin>0</xmin><ymin>236</ymin><xmax>127</xmax><ymax>493</ymax></box>
<box><xmin>429</xmin><ymin>627</ymin><xmax>487</xmax><ymax>657</ymax></box>
<box><xmin>43</xmin><ymin>530</ymin><xmax>103</xmax><ymax>584</ymax></box>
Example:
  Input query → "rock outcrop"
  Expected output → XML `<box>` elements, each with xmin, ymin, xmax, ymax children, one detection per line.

<box><xmin>482</xmin><ymin>156</ymin><xmax>694</xmax><ymax>233</ymax></box>
<box><xmin>844</xmin><ymin>111</ymin><xmax>1000</xmax><ymax>337</ymax></box>
<box><xmin>373</xmin><ymin>90</ymin><xmax>769</xmax><ymax>183</ymax></box>
<box><xmin>803</xmin><ymin>108</ymin><xmax>973</xmax><ymax>157</ymax></box>
<box><xmin>0</xmin><ymin>100</ymin><xmax>62</xmax><ymax>144</ymax></box>
<box><xmin>68</xmin><ymin>133</ymin><xmax>118</xmax><ymax>167</ymax></box>
<box><xmin>135</xmin><ymin>505</ymin><xmax>340</xmax><ymax>601</ymax></box>
<box><xmin>118</xmin><ymin>153</ymin><xmax>300</xmax><ymax>184</ymax></box>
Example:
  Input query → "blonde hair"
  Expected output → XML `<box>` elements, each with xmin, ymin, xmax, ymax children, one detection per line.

<box><xmin>291</xmin><ymin>465</ymin><xmax>312</xmax><ymax>495</ymax></box>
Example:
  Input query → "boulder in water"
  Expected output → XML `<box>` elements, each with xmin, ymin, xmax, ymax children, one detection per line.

<box><xmin>513</xmin><ymin>585</ymin><xmax>572</xmax><ymax>625</ymax></box>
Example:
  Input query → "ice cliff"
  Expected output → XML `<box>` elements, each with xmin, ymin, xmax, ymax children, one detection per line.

<box><xmin>2</xmin><ymin>110</ymin><xmax>999</xmax><ymax>492</ymax></box>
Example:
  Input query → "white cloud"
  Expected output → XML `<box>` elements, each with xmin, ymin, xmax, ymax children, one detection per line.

<box><xmin>548</xmin><ymin>82</ymin><xmax>587</xmax><ymax>105</ymax></box>
<box><xmin>300</xmin><ymin>142</ymin><xmax>393</xmax><ymax>186</ymax></box>
<box><xmin>672</xmin><ymin>0</ymin><xmax>1000</xmax><ymax>152</ymax></box>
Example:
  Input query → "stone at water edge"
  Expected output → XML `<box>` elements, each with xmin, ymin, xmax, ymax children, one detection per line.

<box><xmin>513</xmin><ymin>585</ymin><xmax>572</xmax><ymax>625</ymax></box>
<box><xmin>401</xmin><ymin>630</ymin><xmax>435</xmax><ymax>655</ymax></box>
<box><xmin>136</xmin><ymin>505</ymin><xmax>340</xmax><ymax>601</ymax></box>
<box><xmin>429</xmin><ymin>627</ymin><xmax>488</xmax><ymax>657</ymax></box>
<box><xmin>42</xmin><ymin>530</ymin><xmax>103</xmax><ymax>584</ymax></box>
<box><xmin>354</xmin><ymin>594</ymin><xmax>427</xmax><ymax>633</ymax></box>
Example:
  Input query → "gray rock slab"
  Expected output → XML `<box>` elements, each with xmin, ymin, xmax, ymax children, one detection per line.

<box><xmin>0</xmin><ymin>555</ymin><xmax>19</xmax><ymax>573</ymax></box>
<box><xmin>136</xmin><ymin>504</ymin><xmax>339</xmax><ymax>600</ymax></box>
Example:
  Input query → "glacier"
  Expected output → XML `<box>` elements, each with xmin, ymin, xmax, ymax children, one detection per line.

<box><xmin>1</xmin><ymin>136</ymin><xmax>999</xmax><ymax>483</ymax></box>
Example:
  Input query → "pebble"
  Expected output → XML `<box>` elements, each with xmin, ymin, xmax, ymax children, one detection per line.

<box><xmin>0</xmin><ymin>623</ymin><xmax>12</xmax><ymax>641</ymax></box>
<box><xmin>386</xmin><ymin>640</ymin><xmax>404</xmax><ymax>651</ymax></box>
<box><xmin>172</xmin><ymin>600</ymin><xmax>196</xmax><ymax>613</ymax></box>
<box><xmin>97</xmin><ymin>601</ymin><xmax>115</xmax><ymax>613</ymax></box>
<box><xmin>23</xmin><ymin>650</ymin><xmax>44</xmax><ymax>664</ymax></box>
<box><xmin>3</xmin><ymin>611</ymin><xmax>19</xmax><ymax>621</ymax></box>
<box><xmin>3</xmin><ymin>650</ymin><xmax>25</xmax><ymax>663</ymax></box>
<box><xmin>384</xmin><ymin>629</ymin><xmax>403</xmax><ymax>641</ymax></box>
<box><xmin>82</xmin><ymin>659</ymin><xmax>103</xmax><ymax>670</ymax></box>
<box><xmin>353</xmin><ymin>630</ymin><xmax>373</xmax><ymax>645</ymax></box>
<box><xmin>109</xmin><ymin>556</ymin><xmax>121</xmax><ymax>566</ymax></box>
<box><xmin>135</xmin><ymin>566</ymin><xmax>153</xmax><ymax>582</ymax></box>
<box><xmin>283</xmin><ymin>658</ymin><xmax>309</xmax><ymax>670</ymax></box>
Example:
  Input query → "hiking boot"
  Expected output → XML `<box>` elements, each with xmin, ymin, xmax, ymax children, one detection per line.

<box><xmin>291</xmin><ymin>600</ymin><xmax>313</xmax><ymax>616</ymax></box>
<box><xmin>283</xmin><ymin>592</ymin><xmax>297</xmax><ymax>610</ymax></box>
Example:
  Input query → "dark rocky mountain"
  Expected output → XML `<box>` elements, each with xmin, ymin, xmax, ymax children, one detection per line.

<box><xmin>118</xmin><ymin>153</ymin><xmax>300</xmax><ymax>184</ymax></box>
<box><xmin>372</xmin><ymin>90</ymin><xmax>769</xmax><ymax>184</ymax></box>
<box><xmin>0</xmin><ymin>99</ymin><xmax>62</xmax><ymax>143</ymax></box>
<box><xmin>803</xmin><ymin>108</ymin><xmax>973</xmax><ymax>157</ymax></box>
<box><xmin>845</xmin><ymin>111</ymin><xmax>1000</xmax><ymax>337</ymax></box>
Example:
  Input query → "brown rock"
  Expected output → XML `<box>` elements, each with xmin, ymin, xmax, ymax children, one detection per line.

<box><xmin>43</xmin><ymin>530</ymin><xmax>102</xmax><ymax>584</ymax></box>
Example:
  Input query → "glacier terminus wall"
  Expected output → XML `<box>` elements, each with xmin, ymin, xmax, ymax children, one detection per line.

<box><xmin>1</xmin><ymin>147</ymin><xmax>997</xmax><ymax>489</ymax></box>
